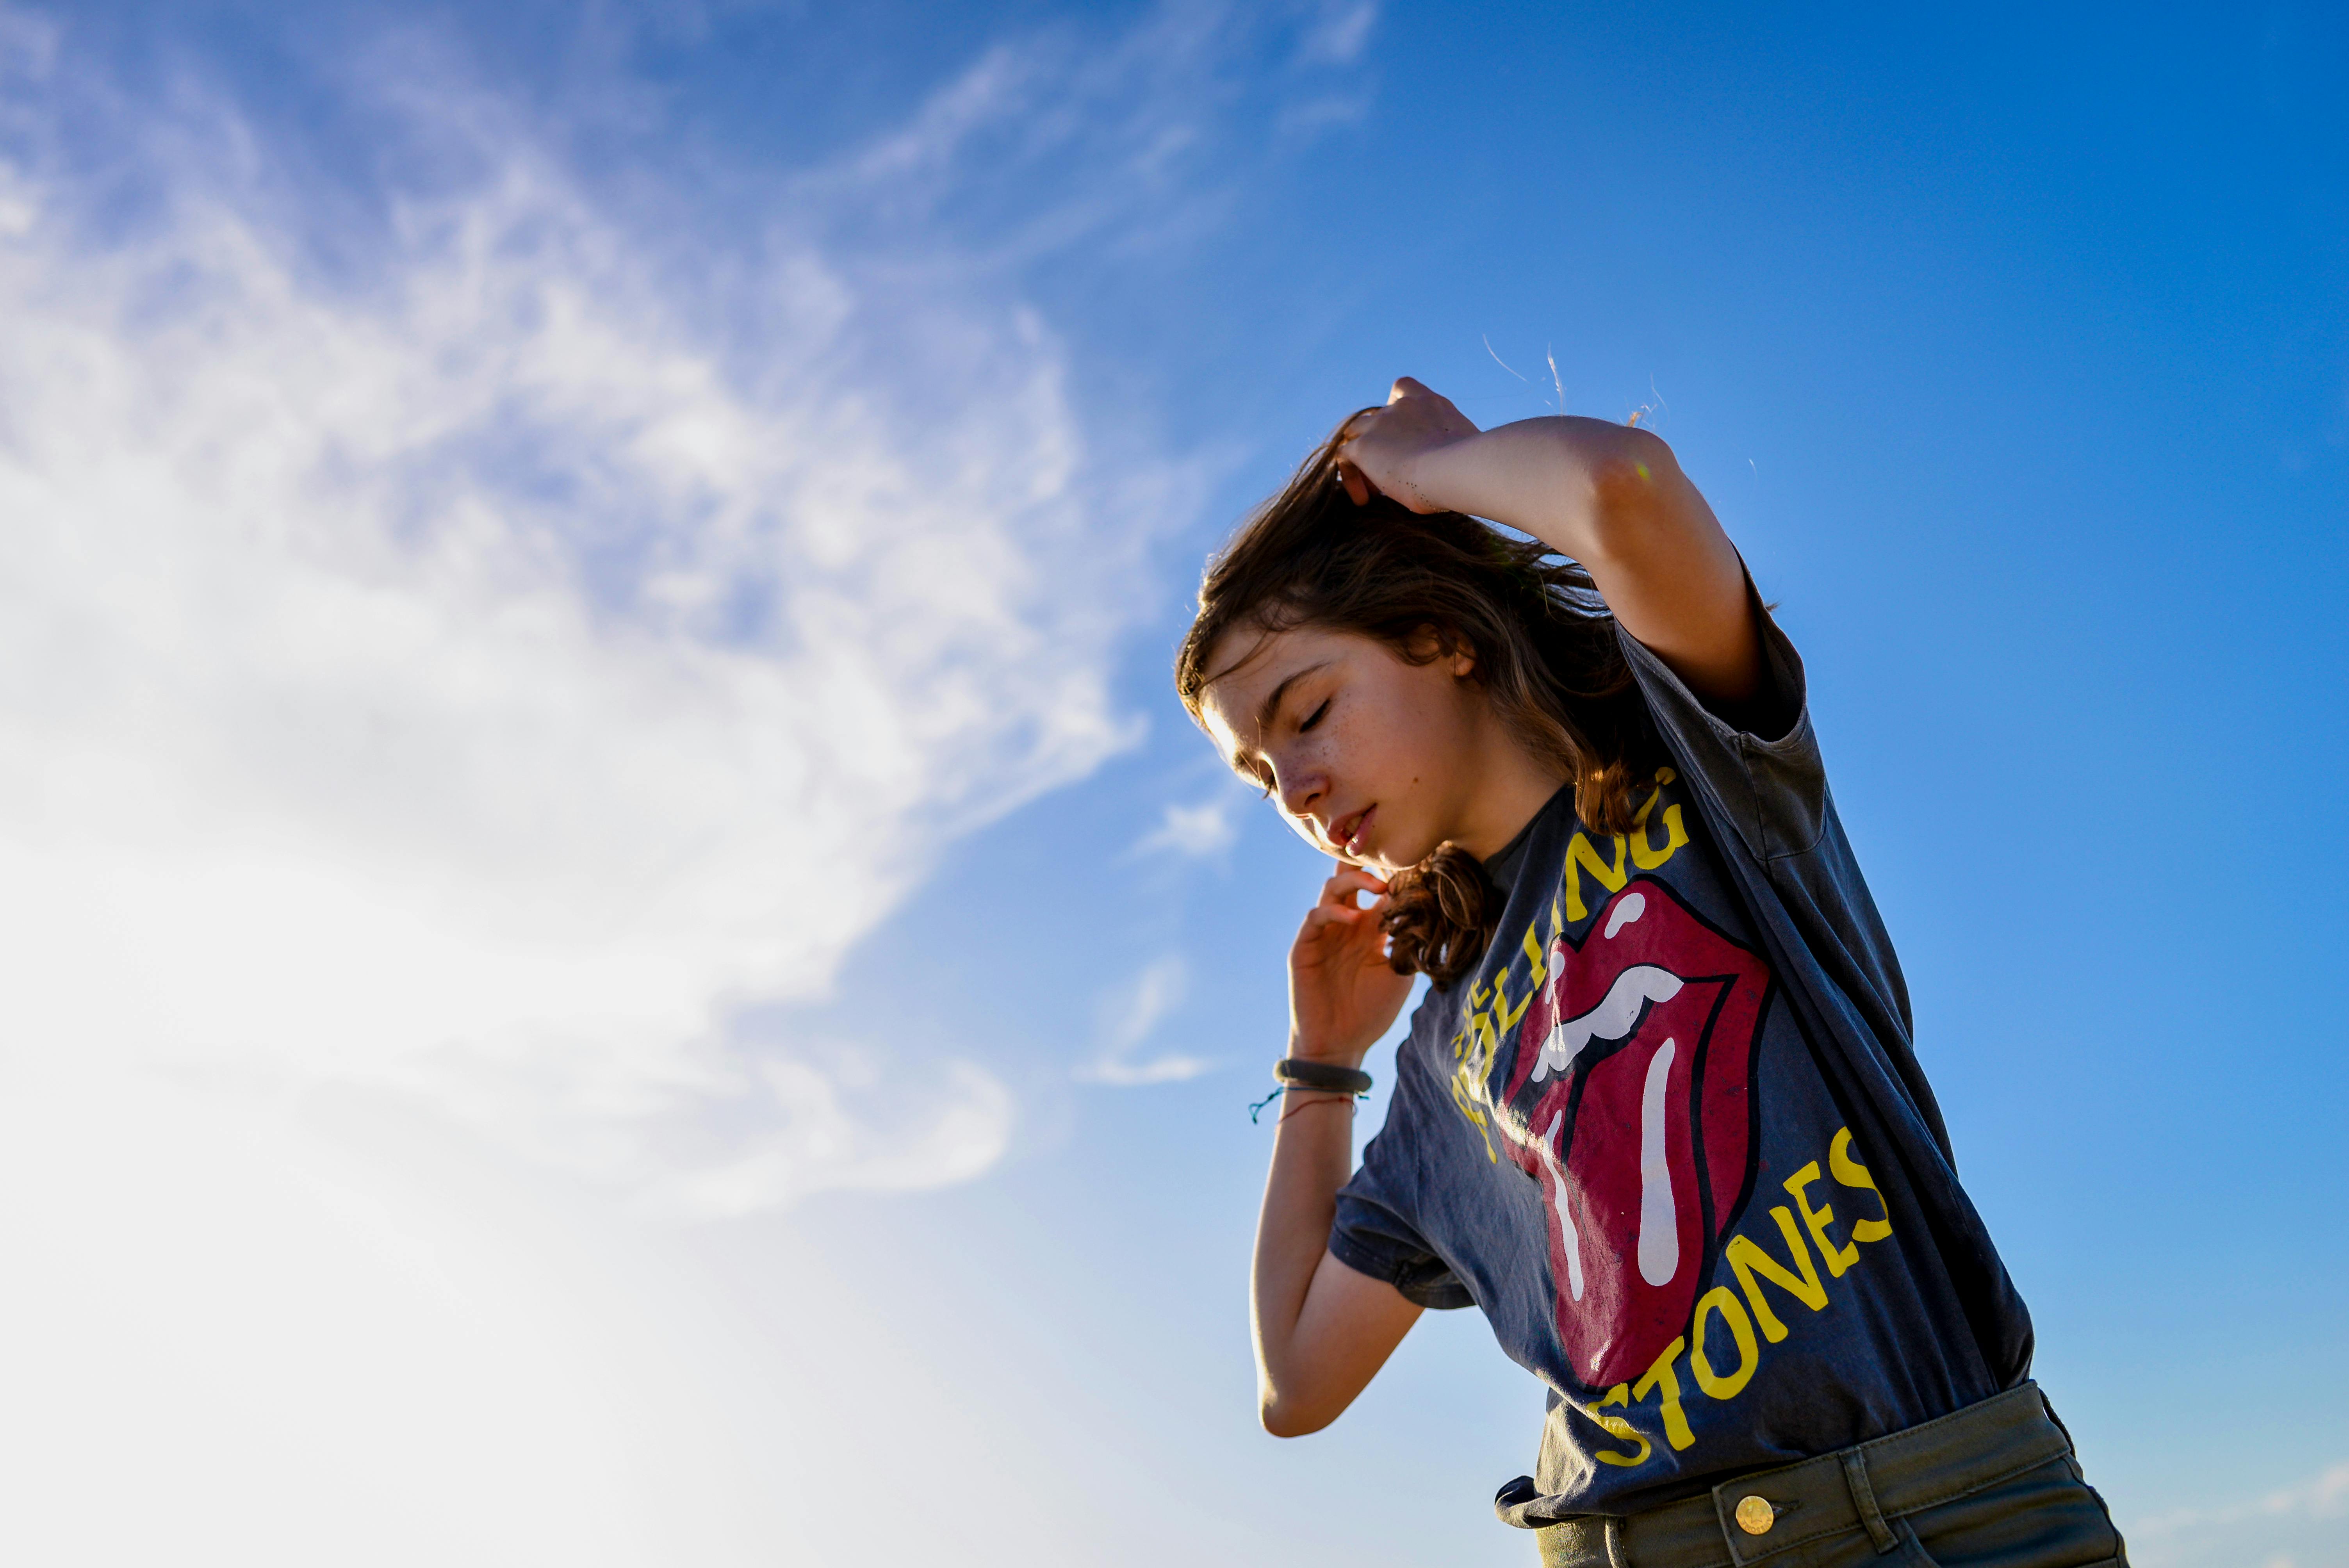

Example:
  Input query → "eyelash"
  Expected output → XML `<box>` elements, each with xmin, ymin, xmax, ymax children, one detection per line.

<box><xmin>1242</xmin><ymin>696</ymin><xmax>1331</xmax><ymax>798</ymax></box>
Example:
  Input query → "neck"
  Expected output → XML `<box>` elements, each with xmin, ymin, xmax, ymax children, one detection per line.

<box><xmin>1444</xmin><ymin>721</ymin><xmax>1571</xmax><ymax>863</ymax></box>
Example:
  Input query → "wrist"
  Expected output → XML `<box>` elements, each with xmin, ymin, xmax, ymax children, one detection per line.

<box><xmin>1285</xmin><ymin>1037</ymin><xmax>1368</xmax><ymax>1069</ymax></box>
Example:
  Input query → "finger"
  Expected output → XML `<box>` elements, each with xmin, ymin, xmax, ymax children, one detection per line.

<box><xmin>1302</xmin><ymin>905</ymin><xmax>1368</xmax><ymax>932</ymax></box>
<box><xmin>1339</xmin><ymin>463</ymin><xmax>1371</xmax><ymax>506</ymax></box>
<box><xmin>1319</xmin><ymin>869</ymin><xmax>1391</xmax><ymax>905</ymax></box>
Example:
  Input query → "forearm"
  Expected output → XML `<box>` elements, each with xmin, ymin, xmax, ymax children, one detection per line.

<box><xmin>1251</xmin><ymin>1091</ymin><xmax>1356</xmax><ymax>1414</ymax></box>
<box><xmin>1246</xmin><ymin>869</ymin><xmax>1426</xmax><ymax>1435</ymax></box>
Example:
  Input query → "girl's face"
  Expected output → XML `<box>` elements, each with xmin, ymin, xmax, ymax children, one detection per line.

<box><xmin>1197</xmin><ymin>623</ymin><xmax>1497</xmax><ymax>875</ymax></box>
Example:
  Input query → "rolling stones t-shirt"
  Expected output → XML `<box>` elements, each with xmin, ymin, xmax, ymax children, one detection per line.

<box><xmin>1329</xmin><ymin>606</ymin><xmax>2034</xmax><ymax>1523</ymax></box>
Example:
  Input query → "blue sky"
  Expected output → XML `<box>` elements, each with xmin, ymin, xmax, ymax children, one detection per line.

<box><xmin>0</xmin><ymin>2</ymin><xmax>2343</xmax><ymax>1564</ymax></box>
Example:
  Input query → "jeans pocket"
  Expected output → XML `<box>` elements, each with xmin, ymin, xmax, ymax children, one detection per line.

<box><xmin>1904</xmin><ymin>1456</ymin><xmax>2126</xmax><ymax>1568</ymax></box>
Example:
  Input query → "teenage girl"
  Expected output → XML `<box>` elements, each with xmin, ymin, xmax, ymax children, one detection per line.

<box><xmin>1176</xmin><ymin>380</ymin><xmax>2126</xmax><ymax>1567</ymax></box>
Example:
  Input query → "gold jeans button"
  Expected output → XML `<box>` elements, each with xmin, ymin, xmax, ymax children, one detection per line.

<box><xmin>1734</xmin><ymin>1495</ymin><xmax>1776</xmax><ymax>1536</ymax></box>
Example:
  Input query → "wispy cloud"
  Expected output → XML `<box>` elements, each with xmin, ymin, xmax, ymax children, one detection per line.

<box><xmin>2135</xmin><ymin>1458</ymin><xmax>2349</xmax><ymax>1533</ymax></box>
<box><xmin>1299</xmin><ymin>2</ymin><xmax>1379</xmax><ymax>66</ymax></box>
<box><xmin>0</xmin><ymin>6</ymin><xmax>1356</xmax><ymax>1561</ymax></box>
<box><xmin>2123</xmin><ymin>1457</ymin><xmax>2349</xmax><ymax>1568</ymax></box>
<box><xmin>1134</xmin><ymin>796</ymin><xmax>1243</xmax><ymax>858</ymax></box>
<box><xmin>1078</xmin><ymin>955</ymin><xmax>1213</xmax><ymax>1085</ymax></box>
<box><xmin>0</xmin><ymin>10</ymin><xmax>1234</xmax><ymax>1211</ymax></box>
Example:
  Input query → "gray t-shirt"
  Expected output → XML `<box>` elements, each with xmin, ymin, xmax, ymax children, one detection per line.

<box><xmin>1329</xmin><ymin>606</ymin><xmax>2034</xmax><ymax>1523</ymax></box>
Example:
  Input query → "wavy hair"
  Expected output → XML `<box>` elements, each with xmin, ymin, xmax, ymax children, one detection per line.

<box><xmin>1173</xmin><ymin>413</ymin><xmax>1654</xmax><ymax>988</ymax></box>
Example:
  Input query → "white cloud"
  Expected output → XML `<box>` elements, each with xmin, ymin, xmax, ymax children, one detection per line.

<box><xmin>0</xmin><ymin>20</ymin><xmax>1189</xmax><ymax>1210</ymax></box>
<box><xmin>2137</xmin><ymin>1458</ymin><xmax>2349</xmax><ymax>1532</ymax></box>
<box><xmin>0</xmin><ymin>8</ymin><xmax>1374</xmax><ymax>1564</ymax></box>
<box><xmin>2124</xmin><ymin>1457</ymin><xmax>2349</xmax><ymax>1568</ymax></box>
<box><xmin>1300</xmin><ymin>2</ymin><xmax>1379</xmax><ymax>66</ymax></box>
<box><xmin>1078</xmin><ymin>953</ymin><xmax>1213</xmax><ymax>1085</ymax></box>
<box><xmin>1134</xmin><ymin>794</ymin><xmax>1243</xmax><ymax>857</ymax></box>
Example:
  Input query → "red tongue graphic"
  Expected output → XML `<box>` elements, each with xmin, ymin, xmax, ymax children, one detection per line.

<box><xmin>1504</xmin><ymin>878</ymin><xmax>1770</xmax><ymax>1389</ymax></box>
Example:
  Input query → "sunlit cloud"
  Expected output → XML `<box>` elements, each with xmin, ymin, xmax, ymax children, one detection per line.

<box><xmin>1078</xmin><ymin>953</ymin><xmax>1212</xmax><ymax>1085</ymax></box>
<box><xmin>0</xmin><ymin>5</ymin><xmax>1373</xmax><ymax>1560</ymax></box>
<box><xmin>0</xmin><ymin>10</ymin><xmax>1196</xmax><ymax>1210</ymax></box>
<box><xmin>1133</xmin><ymin>795</ymin><xmax>1244</xmax><ymax>858</ymax></box>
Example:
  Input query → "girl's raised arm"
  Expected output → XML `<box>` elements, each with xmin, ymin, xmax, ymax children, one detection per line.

<box><xmin>1252</xmin><ymin>865</ymin><xmax>1423</xmax><ymax>1436</ymax></box>
<box><xmin>1335</xmin><ymin>378</ymin><xmax>1761</xmax><ymax>706</ymax></box>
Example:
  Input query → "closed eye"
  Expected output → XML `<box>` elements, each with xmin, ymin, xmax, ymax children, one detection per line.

<box><xmin>1298</xmin><ymin>698</ymin><xmax>1330</xmax><ymax>733</ymax></box>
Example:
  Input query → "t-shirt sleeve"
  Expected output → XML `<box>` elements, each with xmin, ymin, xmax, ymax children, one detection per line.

<box><xmin>1615</xmin><ymin>572</ymin><xmax>1828</xmax><ymax>867</ymax></box>
<box><xmin>1620</xmin><ymin>566</ymin><xmax>1918</xmax><ymax>1049</ymax></box>
<box><xmin>1329</xmin><ymin>1098</ymin><xmax>1477</xmax><ymax>1311</ymax></box>
<box><xmin>1330</xmin><ymin>1185</ymin><xmax>1474</xmax><ymax>1310</ymax></box>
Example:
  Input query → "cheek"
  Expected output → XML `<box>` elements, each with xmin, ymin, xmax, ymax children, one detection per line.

<box><xmin>1340</xmin><ymin>683</ymin><xmax>1463</xmax><ymax>786</ymax></box>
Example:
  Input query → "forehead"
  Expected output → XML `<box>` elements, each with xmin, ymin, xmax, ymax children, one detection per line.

<box><xmin>1196</xmin><ymin>623</ymin><xmax>1357</xmax><ymax>745</ymax></box>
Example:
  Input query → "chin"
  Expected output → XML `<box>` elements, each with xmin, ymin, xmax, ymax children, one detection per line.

<box><xmin>1371</xmin><ymin>836</ymin><xmax>1442</xmax><ymax>875</ymax></box>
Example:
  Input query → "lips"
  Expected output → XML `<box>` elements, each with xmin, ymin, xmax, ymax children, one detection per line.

<box><xmin>1329</xmin><ymin>805</ymin><xmax>1374</xmax><ymax>856</ymax></box>
<box><xmin>1502</xmin><ymin>876</ymin><xmax>1770</xmax><ymax>1389</ymax></box>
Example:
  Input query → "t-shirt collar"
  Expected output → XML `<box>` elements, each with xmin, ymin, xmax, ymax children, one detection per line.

<box><xmin>1481</xmin><ymin>782</ymin><xmax>1577</xmax><ymax>895</ymax></box>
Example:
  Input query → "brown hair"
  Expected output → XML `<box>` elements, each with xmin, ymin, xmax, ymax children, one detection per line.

<box><xmin>1174</xmin><ymin>414</ymin><xmax>1654</xmax><ymax>989</ymax></box>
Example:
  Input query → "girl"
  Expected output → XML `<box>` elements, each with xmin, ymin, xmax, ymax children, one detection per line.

<box><xmin>1175</xmin><ymin>380</ymin><xmax>2125</xmax><ymax>1567</ymax></box>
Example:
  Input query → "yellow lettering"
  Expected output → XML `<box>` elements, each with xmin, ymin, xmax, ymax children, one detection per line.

<box><xmin>1491</xmin><ymin>968</ymin><xmax>1535</xmax><ymax>1032</ymax></box>
<box><xmin>1828</xmin><ymin>1127</ymin><xmax>1893</xmax><ymax>1243</ymax></box>
<box><xmin>1627</xmin><ymin>778</ymin><xmax>1691</xmax><ymax>871</ymax></box>
<box><xmin>1562</xmin><ymin>832</ymin><xmax>1629</xmax><ymax>921</ymax></box>
<box><xmin>1725</xmin><ymin>1206</ymin><xmax>1829</xmax><ymax>1341</ymax></box>
<box><xmin>1520</xmin><ymin>923</ymin><xmax>1549</xmax><ymax>986</ymax></box>
<box><xmin>1690</xmin><ymin>1286</ymin><xmax>1761</xmax><ymax>1400</ymax></box>
<box><xmin>1631</xmin><ymin>1336</ymin><xmax>1695</xmax><ymax>1451</ymax></box>
<box><xmin>1466</xmin><ymin>1005</ymin><xmax>1506</xmax><ymax>1092</ymax></box>
<box><xmin>1447</xmin><ymin>1029</ymin><xmax>1499</xmax><ymax>1164</ymax></box>
<box><xmin>1589</xmin><ymin>1383</ymin><xmax>1652</xmax><ymax>1468</ymax></box>
<box><xmin>1784</xmin><ymin>1162</ymin><xmax>1860</xmax><ymax>1278</ymax></box>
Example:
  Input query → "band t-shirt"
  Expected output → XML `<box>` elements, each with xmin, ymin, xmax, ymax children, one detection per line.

<box><xmin>1328</xmin><ymin>607</ymin><xmax>2035</xmax><ymax>1524</ymax></box>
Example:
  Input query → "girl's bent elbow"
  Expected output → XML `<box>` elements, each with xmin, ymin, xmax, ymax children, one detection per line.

<box><xmin>1258</xmin><ymin>1394</ymin><xmax>1334</xmax><ymax>1439</ymax></box>
<box><xmin>1584</xmin><ymin>427</ymin><xmax>1685</xmax><ymax>557</ymax></box>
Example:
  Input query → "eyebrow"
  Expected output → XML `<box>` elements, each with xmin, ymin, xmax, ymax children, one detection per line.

<box><xmin>1228</xmin><ymin>660</ymin><xmax>1330</xmax><ymax>772</ymax></box>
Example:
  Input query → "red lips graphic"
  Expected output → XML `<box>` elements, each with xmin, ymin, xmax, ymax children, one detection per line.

<box><xmin>1502</xmin><ymin>876</ymin><xmax>1770</xmax><ymax>1389</ymax></box>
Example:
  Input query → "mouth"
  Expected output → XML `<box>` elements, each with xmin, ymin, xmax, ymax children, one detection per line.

<box><xmin>1328</xmin><ymin>804</ymin><xmax>1376</xmax><ymax>857</ymax></box>
<box><xmin>1501</xmin><ymin>877</ymin><xmax>1771</xmax><ymax>1389</ymax></box>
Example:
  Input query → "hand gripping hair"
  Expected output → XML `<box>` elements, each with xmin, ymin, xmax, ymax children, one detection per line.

<box><xmin>1174</xmin><ymin>413</ymin><xmax>1656</xmax><ymax>989</ymax></box>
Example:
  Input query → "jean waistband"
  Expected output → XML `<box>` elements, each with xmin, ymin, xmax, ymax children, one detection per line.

<box><xmin>1535</xmin><ymin>1383</ymin><xmax>2073</xmax><ymax>1568</ymax></box>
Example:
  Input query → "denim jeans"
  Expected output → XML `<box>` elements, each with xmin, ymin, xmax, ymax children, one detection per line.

<box><xmin>1532</xmin><ymin>1384</ymin><xmax>2127</xmax><ymax>1568</ymax></box>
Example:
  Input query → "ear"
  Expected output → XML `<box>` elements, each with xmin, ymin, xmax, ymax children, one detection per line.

<box><xmin>1405</xmin><ymin>624</ymin><xmax>1477</xmax><ymax>677</ymax></box>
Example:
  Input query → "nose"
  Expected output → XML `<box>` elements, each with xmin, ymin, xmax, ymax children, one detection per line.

<box><xmin>1274</xmin><ymin>758</ymin><xmax>1326</xmax><ymax>823</ymax></box>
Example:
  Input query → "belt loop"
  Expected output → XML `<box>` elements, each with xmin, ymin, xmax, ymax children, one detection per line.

<box><xmin>1603</xmin><ymin>1513</ymin><xmax>1630</xmax><ymax>1568</ymax></box>
<box><xmin>1841</xmin><ymin>1447</ymin><xmax>1900</xmax><ymax>1555</ymax></box>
